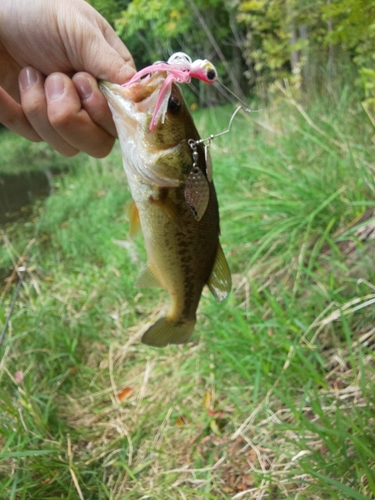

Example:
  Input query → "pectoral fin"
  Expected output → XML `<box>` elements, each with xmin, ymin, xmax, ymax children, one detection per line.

<box><xmin>135</xmin><ymin>265</ymin><xmax>162</xmax><ymax>288</ymax></box>
<box><xmin>150</xmin><ymin>194</ymin><xmax>187</xmax><ymax>234</ymax></box>
<box><xmin>184</xmin><ymin>167</ymin><xmax>210</xmax><ymax>221</ymax></box>
<box><xmin>207</xmin><ymin>244</ymin><xmax>231</xmax><ymax>302</ymax></box>
<box><xmin>126</xmin><ymin>200</ymin><xmax>141</xmax><ymax>238</ymax></box>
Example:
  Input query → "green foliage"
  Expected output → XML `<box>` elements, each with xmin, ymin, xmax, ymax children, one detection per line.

<box><xmin>322</xmin><ymin>0</ymin><xmax>375</xmax><ymax>49</ymax></box>
<box><xmin>111</xmin><ymin>0</ymin><xmax>247</xmax><ymax>105</ymax></box>
<box><xmin>116</xmin><ymin>0</ymin><xmax>232</xmax><ymax>41</ymax></box>
<box><xmin>322</xmin><ymin>0</ymin><xmax>375</xmax><ymax>118</ymax></box>
<box><xmin>115</xmin><ymin>0</ymin><xmax>237</xmax><ymax>65</ymax></box>
<box><xmin>87</xmin><ymin>0</ymin><xmax>131</xmax><ymax>24</ymax></box>
<box><xmin>238</xmin><ymin>0</ymin><xmax>323</xmax><ymax>86</ymax></box>
<box><xmin>360</xmin><ymin>68</ymin><xmax>375</xmax><ymax>100</ymax></box>
<box><xmin>91</xmin><ymin>0</ymin><xmax>375</xmax><ymax>103</ymax></box>
<box><xmin>115</xmin><ymin>0</ymin><xmax>190</xmax><ymax>65</ymax></box>
<box><xmin>118</xmin><ymin>0</ymin><xmax>190</xmax><ymax>41</ymax></box>
<box><xmin>237</xmin><ymin>0</ymin><xmax>375</xmax><ymax>96</ymax></box>
<box><xmin>238</xmin><ymin>0</ymin><xmax>288</xmax><ymax>74</ymax></box>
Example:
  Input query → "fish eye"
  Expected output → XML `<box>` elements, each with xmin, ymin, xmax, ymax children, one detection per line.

<box><xmin>168</xmin><ymin>96</ymin><xmax>181</xmax><ymax>114</ymax></box>
<box><xmin>207</xmin><ymin>69</ymin><xmax>216</xmax><ymax>81</ymax></box>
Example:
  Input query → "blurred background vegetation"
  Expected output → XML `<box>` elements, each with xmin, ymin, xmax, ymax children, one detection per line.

<box><xmin>90</xmin><ymin>0</ymin><xmax>375</xmax><ymax>109</ymax></box>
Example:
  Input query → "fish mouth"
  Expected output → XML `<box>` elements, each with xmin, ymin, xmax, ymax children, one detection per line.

<box><xmin>99</xmin><ymin>73</ymin><xmax>166</xmax><ymax>126</ymax></box>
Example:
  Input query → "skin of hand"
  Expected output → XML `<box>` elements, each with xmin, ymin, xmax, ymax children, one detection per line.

<box><xmin>0</xmin><ymin>0</ymin><xmax>136</xmax><ymax>157</ymax></box>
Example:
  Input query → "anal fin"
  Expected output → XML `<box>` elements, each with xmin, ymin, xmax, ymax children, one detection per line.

<box><xmin>207</xmin><ymin>243</ymin><xmax>231</xmax><ymax>302</ymax></box>
<box><xmin>135</xmin><ymin>265</ymin><xmax>162</xmax><ymax>288</ymax></box>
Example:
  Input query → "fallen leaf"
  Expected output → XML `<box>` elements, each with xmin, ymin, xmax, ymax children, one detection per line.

<box><xmin>117</xmin><ymin>387</ymin><xmax>133</xmax><ymax>402</ymax></box>
<box><xmin>175</xmin><ymin>415</ymin><xmax>189</xmax><ymax>426</ymax></box>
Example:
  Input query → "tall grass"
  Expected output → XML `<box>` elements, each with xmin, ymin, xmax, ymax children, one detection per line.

<box><xmin>1</xmin><ymin>84</ymin><xmax>375</xmax><ymax>499</ymax></box>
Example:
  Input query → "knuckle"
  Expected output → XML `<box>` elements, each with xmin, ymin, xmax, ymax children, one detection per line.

<box><xmin>22</xmin><ymin>96</ymin><xmax>46</xmax><ymax>118</ymax></box>
<box><xmin>48</xmin><ymin>108</ymin><xmax>74</xmax><ymax>129</ymax></box>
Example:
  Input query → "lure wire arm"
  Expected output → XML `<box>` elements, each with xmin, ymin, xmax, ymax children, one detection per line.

<box><xmin>193</xmin><ymin>105</ymin><xmax>244</xmax><ymax>147</ymax></box>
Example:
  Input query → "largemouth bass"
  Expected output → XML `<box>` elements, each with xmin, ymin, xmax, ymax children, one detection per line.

<box><xmin>100</xmin><ymin>73</ymin><xmax>231</xmax><ymax>347</ymax></box>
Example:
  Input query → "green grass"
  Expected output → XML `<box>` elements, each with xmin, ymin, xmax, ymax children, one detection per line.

<box><xmin>1</xmin><ymin>84</ymin><xmax>375</xmax><ymax>499</ymax></box>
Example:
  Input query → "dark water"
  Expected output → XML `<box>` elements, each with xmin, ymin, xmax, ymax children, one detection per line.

<box><xmin>0</xmin><ymin>169</ymin><xmax>54</xmax><ymax>225</ymax></box>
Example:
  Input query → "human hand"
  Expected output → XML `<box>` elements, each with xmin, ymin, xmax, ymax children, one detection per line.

<box><xmin>0</xmin><ymin>0</ymin><xmax>135</xmax><ymax>157</ymax></box>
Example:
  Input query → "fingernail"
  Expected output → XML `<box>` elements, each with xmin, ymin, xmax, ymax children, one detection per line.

<box><xmin>74</xmin><ymin>76</ymin><xmax>92</xmax><ymax>101</ymax></box>
<box><xmin>46</xmin><ymin>75</ymin><xmax>65</xmax><ymax>100</ymax></box>
<box><xmin>19</xmin><ymin>67</ymin><xmax>38</xmax><ymax>91</ymax></box>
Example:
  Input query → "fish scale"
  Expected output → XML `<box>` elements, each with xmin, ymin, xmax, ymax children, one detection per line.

<box><xmin>100</xmin><ymin>74</ymin><xmax>231</xmax><ymax>347</ymax></box>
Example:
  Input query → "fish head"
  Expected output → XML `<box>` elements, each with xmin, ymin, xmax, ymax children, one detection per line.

<box><xmin>100</xmin><ymin>74</ymin><xmax>200</xmax><ymax>187</ymax></box>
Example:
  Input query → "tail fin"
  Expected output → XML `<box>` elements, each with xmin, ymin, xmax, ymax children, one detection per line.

<box><xmin>141</xmin><ymin>317</ymin><xmax>195</xmax><ymax>347</ymax></box>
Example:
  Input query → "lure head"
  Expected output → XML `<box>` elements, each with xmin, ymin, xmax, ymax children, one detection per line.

<box><xmin>190</xmin><ymin>59</ymin><xmax>218</xmax><ymax>84</ymax></box>
<box><xmin>164</xmin><ymin>53</ymin><xmax>218</xmax><ymax>84</ymax></box>
<box><xmin>122</xmin><ymin>53</ymin><xmax>218</xmax><ymax>131</ymax></box>
<box><xmin>167</xmin><ymin>52</ymin><xmax>193</xmax><ymax>70</ymax></box>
